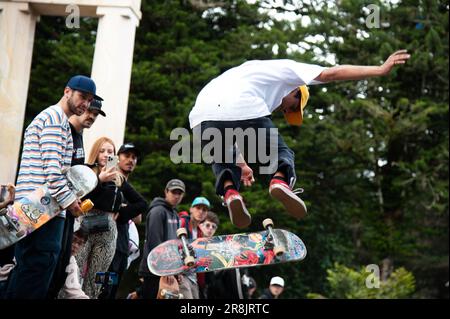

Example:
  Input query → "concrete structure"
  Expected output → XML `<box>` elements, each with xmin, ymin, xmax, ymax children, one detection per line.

<box><xmin>0</xmin><ymin>0</ymin><xmax>141</xmax><ymax>184</ymax></box>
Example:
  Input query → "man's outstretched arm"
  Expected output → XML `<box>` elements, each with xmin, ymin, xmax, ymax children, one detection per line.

<box><xmin>314</xmin><ymin>50</ymin><xmax>410</xmax><ymax>82</ymax></box>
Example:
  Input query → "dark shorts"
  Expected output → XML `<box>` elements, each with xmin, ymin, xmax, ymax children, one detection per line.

<box><xmin>196</xmin><ymin>116</ymin><xmax>296</xmax><ymax>195</ymax></box>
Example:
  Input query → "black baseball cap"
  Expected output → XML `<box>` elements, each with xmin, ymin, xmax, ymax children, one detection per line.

<box><xmin>66</xmin><ymin>75</ymin><xmax>103</xmax><ymax>101</ymax></box>
<box><xmin>118</xmin><ymin>143</ymin><xmax>140</xmax><ymax>157</ymax></box>
<box><xmin>89</xmin><ymin>99</ymin><xmax>106</xmax><ymax>117</ymax></box>
<box><xmin>165</xmin><ymin>179</ymin><xmax>186</xmax><ymax>193</ymax></box>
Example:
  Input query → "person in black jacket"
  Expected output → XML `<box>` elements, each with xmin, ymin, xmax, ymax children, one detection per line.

<box><xmin>74</xmin><ymin>137</ymin><xmax>144</xmax><ymax>299</ymax></box>
<box><xmin>98</xmin><ymin>143</ymin><xmax>147</xmax><ymax>299</ymax></box>
<box><xmin>69</xmin><ymin>99</ymin><xmax>105</xmax><ymax>166</ymax></box>
<box><xmin>259</xmin><ymin>276</ymin><xmax>285</xmax><ymax>299</ymax></box>
<box><xmin>47</xmin><ymin>99</ymin><xmax>104</xmax><ymax>299</ymax></box>
<box><xmin>138</xmin><ymin>179</ymin><xmax>186</xmax><ymax>299</ymax></box>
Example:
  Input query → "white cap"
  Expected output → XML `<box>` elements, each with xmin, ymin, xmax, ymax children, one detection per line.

<box><xmin>270</xmin><ymin>276</ymin><xmax>285</xmax><ymax>287</ymax></box>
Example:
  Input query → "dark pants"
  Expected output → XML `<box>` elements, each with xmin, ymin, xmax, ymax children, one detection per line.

<box><xmin>0</xmin><ymin>245</ymin><xmax>14</xmax><ymax>299</ymax></box>
<box><xmin>5</xmin><ymin>216</ymin><xmax>65</xmax><ymax>299</ymax></box>
<box><xmin>198</xmin><ymin>116</ymin><xmax>296</xmax><ymax>195</ymax></box>
<box><xmin>98</xmin><ymin>251</ymin><xmax>128</xmax><ymax>299</ymax></box>
<box><xmin>47</xmin><ymin>214</ymin><xmax>75</xmax><ymax>299</ymax></box>
<box><xmin>140</xmin><ymin>275</ymin><xmax>160</xmax><ymax>299</ymax></box>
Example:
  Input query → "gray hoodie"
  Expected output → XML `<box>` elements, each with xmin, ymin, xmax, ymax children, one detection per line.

<box><xmin>138</xmin><ymin>197</ymin><xmax>180</xmax><ymax>276</ymax></box>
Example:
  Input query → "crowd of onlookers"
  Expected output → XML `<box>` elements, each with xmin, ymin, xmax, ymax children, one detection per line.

<box><xmin>0</xmin><ymin>75</ymin><xmax>286</xmax><ymax>300</ymax></box>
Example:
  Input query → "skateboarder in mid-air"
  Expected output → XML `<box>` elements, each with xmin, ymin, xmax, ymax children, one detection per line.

<box><xmin>188</xmin><ymin>50</ymin><xmax>410</xmax><ymax>228</ymax></box>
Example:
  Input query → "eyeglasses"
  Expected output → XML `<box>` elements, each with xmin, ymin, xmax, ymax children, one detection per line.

<box><xmin>202</xmin><ymin>222</ymin><xmax>217</xmax><ymax>230</ymax></box>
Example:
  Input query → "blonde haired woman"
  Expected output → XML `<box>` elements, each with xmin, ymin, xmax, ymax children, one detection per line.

<box><xmin>74</xmin><ymin>137</ymin><xmax>124</xmax><ymax>298</ymax></box>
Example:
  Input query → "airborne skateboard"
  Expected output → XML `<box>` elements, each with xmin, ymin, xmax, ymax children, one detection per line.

<box><xmin>0</xmin><ymin>165</ymin><xmax>97</xmax><ymax>249</ymax></box>
<box><xmin>147</xmin><ymin>219</ymin><xmax>307</xmax><ymax>276</ymax></box>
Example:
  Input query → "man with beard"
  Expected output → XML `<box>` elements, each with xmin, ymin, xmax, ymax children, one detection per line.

<box><xmin>47</xmin><ymin>98</ymin><xmax>106</xmax><ymax>299</ymax></box>
<box><xmin>5</xmin><ymin>75</ymin><xmax>103</xmax><ymax>299</ymax></box>
<box><xmin>99</xmin><ymin>143</ymin><xmax>148</xmax><ymax>299</ymax></box>
<box><xmin>68</xmin><ymin>98</ymin><xmax>106</xmax><ymax>166</ymax></box>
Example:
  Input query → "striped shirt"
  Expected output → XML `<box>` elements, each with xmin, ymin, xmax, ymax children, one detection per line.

<box><xmin>15</xmin><ymin>104</ymin><xmax>76</xmax><ymax>216</ymax></box>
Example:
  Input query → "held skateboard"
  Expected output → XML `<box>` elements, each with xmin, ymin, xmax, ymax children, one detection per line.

<box><xmin>0</xmin><ymin>165</ymin><xmax>97</xmax><ymax>249</ymax></box>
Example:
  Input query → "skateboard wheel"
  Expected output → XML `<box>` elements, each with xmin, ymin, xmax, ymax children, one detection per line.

<box><xmin>81</xmin><ymin>199</ymin><xmax>94</xmax><ymax>213</ymax></box>
<box><xmin>273</xmin><ymin>245</ymin><xmax>286</xmax><ymax>256</ymax></box>
<box><xmin>184</xmin><ymin>255</ymin><xmax>195</xmax><ymax>267</ymax></box>
<box><xmin>177</xmin><ymin>228</ymin><xmax>188</xmax><ymax>238</ymax></box>
<box><xmin>263</xmin><ymin>218</ymin><xmax>274</xmax><ymax>229</ymax></box>
<box><xmin>160</xmin><ymin>289</ymin><xmax>167</xmax><ymax>297</ymax></box>
<box><xmin>178</xmin><ymin>293</ymin><xmax>184</xmax><ymax>299</ymax></box>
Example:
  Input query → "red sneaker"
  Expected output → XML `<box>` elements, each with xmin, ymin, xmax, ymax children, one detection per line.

<box><xmin>223</xmin><ymin>189</ymin><xmax>251</xmax><ymax>228</ymax></box>
<box><xmin>269</xmin><ymin>179</ymin><xmax>307</xmax><ymax>219</ymax></box>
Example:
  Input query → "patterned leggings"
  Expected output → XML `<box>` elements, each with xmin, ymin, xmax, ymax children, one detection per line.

<box><xmin>75</xmin><ymin>212</ymin><xmax>117</xmax><ymax>299</ymax></box>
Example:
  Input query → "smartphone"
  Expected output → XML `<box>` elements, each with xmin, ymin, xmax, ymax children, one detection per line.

<box><xmin>106</xmin><ymin>155</ymin><xmax>118</xmax><ymax>169</ymax></box>
<box><xmin>95</xmin><ymin>272</ymin><xmax>118</xmax><ymax>286</ymax></box>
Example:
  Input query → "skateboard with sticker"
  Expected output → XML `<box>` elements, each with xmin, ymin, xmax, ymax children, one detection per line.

<box><xmin>0</xmin><ymin>165</ymin><xmax>97</xmax><ymax>249</ymax></box>
<box><xmin>147</xmin><ymin>218</ymin><xmax>307</xmax><ymax>276</ymax></box>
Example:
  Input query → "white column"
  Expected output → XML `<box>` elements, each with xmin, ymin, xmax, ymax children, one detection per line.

<box><xmin>0</xmin><ymin>2</ymin><xmax>37</xmax><ymax>184</ymax></box>
<box><xmin>83</xmin><ymin>6</ymin><xmax>139</xmax><ymax>156</ymax></box>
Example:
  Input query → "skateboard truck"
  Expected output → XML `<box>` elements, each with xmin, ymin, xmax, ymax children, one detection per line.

<box><xmin>0</xmin><ymin>208</ymin><xmax>25</xmax><ymax>238</ymax></box>
<box><xmin>176</xmin><ymin>228</ymin><xmax>195</xmax><ymax>267</ymax></box>
<box><xmin>263</xmin><ymin>218</ymin><xmax>286</xmax><ymax>257</ymax></box>
<box><xmin>160</xmin><ymin>289</ymin><xmax>184</xmax><ymax>299</ymax></box>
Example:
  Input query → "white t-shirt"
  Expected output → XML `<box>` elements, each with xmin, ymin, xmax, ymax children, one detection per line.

<box><xmin>192</xmin><ymin>227</ymin><xmax>198</xmax><ymax>239</ymax></box>
<box><xmin>189</xmin><ymin>59</ymin><xmax>327</xmax><ymax>128</ymax></box>
<box><xmin>127</xmin><ymin>221</ymin><xmax>140</xmax><ymax>269</ymax></box>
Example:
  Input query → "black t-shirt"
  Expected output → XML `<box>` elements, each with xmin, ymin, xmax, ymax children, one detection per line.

<box><xmin>70</xmin><ymin>123</ymin><xmax>85</xmax><ymax>166</ymax></box>
<box><xmin>116</xmin><ymin>222</ymin><xmax>130</xmax><ymax>255</ymax></box>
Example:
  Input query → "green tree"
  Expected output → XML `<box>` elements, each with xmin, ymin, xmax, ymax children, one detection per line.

<box><xmin>307</xmin><ymin>263</ymin><xmax>416</xmax><ymax>299</ymax></box>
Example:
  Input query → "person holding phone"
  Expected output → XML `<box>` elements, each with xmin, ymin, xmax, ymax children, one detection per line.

<box><xmin>98</xmin><ymin>143</ymin><xmax>148</xmax><ymax>300</ymax></box>
<box><xmin>73</xmin><ymin>137</ymin><xmax>144</xmax><ymax>298</ymax></box>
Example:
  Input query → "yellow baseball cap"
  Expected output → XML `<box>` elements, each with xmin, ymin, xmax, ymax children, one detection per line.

<box><xmin>284</xmin><ymin>85</ymin><xmax>309</xmax><ymax>126</ymax></box>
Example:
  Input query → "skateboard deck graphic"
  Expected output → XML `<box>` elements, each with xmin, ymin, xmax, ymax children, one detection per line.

<box><xmin>0</xmin><ymin>165</ymin><xmax>97</xmax><ymax>249</ymax></box>
<box><xmin>147</xmin><ymin>229</ymin><xmax>306</xmax><ymax>276</ymax></box>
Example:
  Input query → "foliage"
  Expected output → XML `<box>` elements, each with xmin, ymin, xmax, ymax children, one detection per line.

<box><xmin>307</xmin><ymin>263</ymin><xmax>416</xmax><ymax>299</ymax></box>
